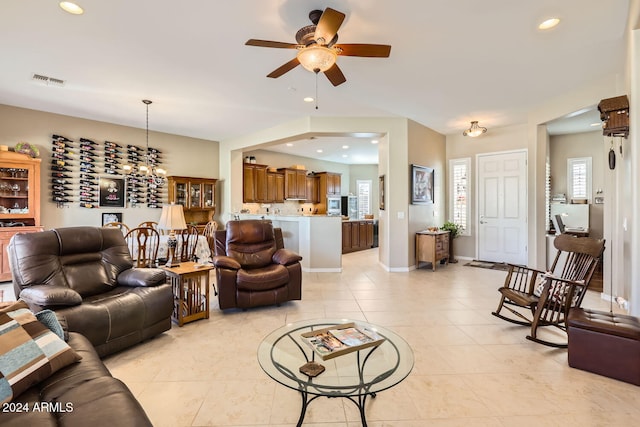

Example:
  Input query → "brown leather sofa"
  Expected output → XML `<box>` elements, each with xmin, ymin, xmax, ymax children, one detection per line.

<box><xmin>0</xmin><ymin>332</ymin><xmax>152</xmax><ymax>426</ymax></box>
<box><xmin>212</xmin><ymin>220</ymin><xmax>302</xmax><ymax>310</ymax></box>
<box><xmin>8</xmin><ymin>226</ymin><xmax>173</xmax><ymax>357</ymax></box>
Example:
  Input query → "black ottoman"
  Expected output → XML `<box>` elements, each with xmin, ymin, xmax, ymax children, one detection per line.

<box><xmin>567</xmin><ymin>308</ymin><xmax>640</xmax><ymax>386</ymax></box>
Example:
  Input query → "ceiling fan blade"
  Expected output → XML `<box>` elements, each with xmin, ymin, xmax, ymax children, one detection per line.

<box><xmin>335</xmin><ymin>44</ymin><xmax>392</xmax><ymax>57</ymax></box>
<box><xmin>324</xmin><ymin>63</ymin><xmax>346</xmax><ymax>87</ymax></box>
<box><xmin>267</xmin><ymin>58</ymin><xmax>301</xmax><ymax>78</ymax></box>
<box><xmin>245</xmin><ymin>39</ymin><xmax>299</xmax><ymax>49</ymax></box>
<box><xmin>314</xmin><ymin>8</ymin><xmax>345</xmax><ymax>45</ymax></box>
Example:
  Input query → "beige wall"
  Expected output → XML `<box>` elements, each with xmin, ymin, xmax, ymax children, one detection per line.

<box><xmin>0</xmin><ymin>104</ymin><xmax>219</xmax><ymax>229</ymax></box>
<box><xmin>549</xmin><ymin>130</ymin><xmax>605</xmax><ymax>239</ymax></box>
<box><xmin>348</xmin><ymin>164</ymin><xmax>379</xmax><ymax>218</ymax></box>
<box><xmin>445</xmin><ymin>123</ymin><xmax>529</xmax><ymax>259</ymax></box>
<box><xmin>407</xmin><ymin>120</ymin><xmax>446</xmax><ymax>265</ymax></box>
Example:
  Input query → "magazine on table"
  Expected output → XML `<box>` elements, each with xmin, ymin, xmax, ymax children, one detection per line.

<box><xmin>300</xmin><ymin>322</ymin><xmax>385</xmax><ymax>360</ymax></box>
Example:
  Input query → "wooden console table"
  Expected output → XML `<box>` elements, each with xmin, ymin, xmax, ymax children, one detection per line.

<box><xmin>416</xmin><ymin>230</ymin><xmax>449</xmax><ymax>271</ymax></box>
<box><xmin>161</xmin><ymin>261</ymin><xmax>213</xmax><ymax>326</ymax></box>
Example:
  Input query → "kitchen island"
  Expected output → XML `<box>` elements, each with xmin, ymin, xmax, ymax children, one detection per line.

<box><xmin>238</xmin><ymin>214</ymin><xmax>342</xmax><ymax>272</ymax></box>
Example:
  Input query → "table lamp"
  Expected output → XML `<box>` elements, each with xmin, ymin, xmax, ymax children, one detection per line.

<box><xmin>158</xmin><ymin>203</ymin><xmax>187</xmax><ymax>267</ymax></box>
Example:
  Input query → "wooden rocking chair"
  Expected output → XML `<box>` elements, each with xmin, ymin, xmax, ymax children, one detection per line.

<box><xmin>491</xmin><ymin>233</ymin><xmax>605</xmax><ymax>347</ymax></box>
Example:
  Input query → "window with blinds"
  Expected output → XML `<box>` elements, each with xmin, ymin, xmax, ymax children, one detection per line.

<box><xmin>449</xmin><ymin>158</ymin><xmax>470</xmax><ymax>236</ymax></box>
<box><xmin>567</xmin><ymin>157</ymin><xmax>592</xmax><ymax>202</ymax></box>
<box><xmin>357</xmin><ymin>180</ymin><xmax>371</xmax><ymax>218</ymax></box>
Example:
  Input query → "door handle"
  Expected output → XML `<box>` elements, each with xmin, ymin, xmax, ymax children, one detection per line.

<box><xmin>480</xmin><ymin>220</ymin><xmax>486</xmax><ymax>224</ymax></box>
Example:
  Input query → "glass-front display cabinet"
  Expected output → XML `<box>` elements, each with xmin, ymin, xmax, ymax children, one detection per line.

<box><xmin>0</xmin><ymin>151</ymin><xmax>42</xmax><ymax>281</ymax></box>
<box><xmin>167</xmin><ymin>176</ymin><xmax>217</xmax><ymax>231</ymax></box>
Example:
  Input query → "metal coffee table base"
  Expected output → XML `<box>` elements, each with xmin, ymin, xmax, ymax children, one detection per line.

<box><xmin>296</xmin><ymin>390</ymin><xmax>376</xmax><ymax>427</ymax></box>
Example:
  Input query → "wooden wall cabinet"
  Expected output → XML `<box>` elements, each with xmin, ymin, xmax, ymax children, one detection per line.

<box><xmin>266</xmin><ymin>170</ymin><xmax>285</xmax><ymax>203</ymax></box>
<box><xmin>415</xmin><ymin>231</ymin><xmax>449</xmax><ymax>271</ymax></box>
<box><xmin>314</xmin><ymin>172</ymin><xmax>342</xmax><ymax>214</ymax></box>
<box><xmin>305</xmin><ymin>175</ymin><xmax>320</xmax><ymax>203</ymax></box>
<box><xmin>316</xmin><ymin>172</ymin><xmax>341</xmax><ymax>197</ymax></box>
<box><xmin>326</xmin><ymin>173</ymin><xmax>341</xmax><ymax>196</ymax></box>
<box><xmin>0</xmin><ymin>151</ymin><xmax>42</xmax><ymax>281</ymax></box>
<box><xmin>243</xmin><ymin>163</ymin><xmax>268</xmax><ymax>203</ymax></box>
<box><xmin>342</xmin><ymin>220</ymin><xmax>374</xmax><ymax>253</ymax></box>
<box><xmin>278</xmin><ymin>168</ymin><xmax>307</xmax><ymax>200</ymax></box>
<box><xmin>168</xmin><ymin>176</ymin><xmax>217</xmax><ymax>226</ymax></box>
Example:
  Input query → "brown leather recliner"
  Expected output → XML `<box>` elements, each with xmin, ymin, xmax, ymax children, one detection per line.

<box><xmin>212</xmin><ymin>220</ymin><xmax>302</xmax><ymax>310</ymax></box>
<box><xmin>8</xmin><ymin>226</ymin><xmax>174</xmax><ymax>357</ymax></box>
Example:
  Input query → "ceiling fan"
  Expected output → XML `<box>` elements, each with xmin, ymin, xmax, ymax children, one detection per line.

<box><xmin>245</xmin><ymin>7</ymin><xmax>391</xmax><ymax>86</ymax></box>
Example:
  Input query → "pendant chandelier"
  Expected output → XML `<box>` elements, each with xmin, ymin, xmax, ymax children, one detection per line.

<box><xmin>124</xmin><ymin>99</ymin><xmax>166</xmax><ymax>185</ymax></box>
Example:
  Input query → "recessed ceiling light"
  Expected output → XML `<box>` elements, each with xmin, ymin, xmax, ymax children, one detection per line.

<box><xmin>316</xmin><ymin>149</ymin><xmax>323</xmax><ymax>153</ymax></box>
<box><xmin>59</xmin><ymin>1</ymin><xmax>84</xmax><ymax>15</ymax></box>
<box><xmin>371</xmin><ymin>140</ymin><xmax>379</xmax><ymax>144</ymax></box>
<box><xmin>342</xmin><ymin>154</ymin><xmax>348</xmax><ymax>158</ymax></box>
<box><xmin>342</xmin><ymin>145</ymin><xmax>349</xmax><ymax>149</ymax></box>
<box><xmin>538</xmin><ymin>18</ymin><xmax>560</xmax><ymax>30</ymax></box>
<box><xmin>286</xmin><ymin>143</ymin><xmax>293</xmax><ymax>146</ymax></box>
<box><xmin>303</xmin><ymin>97</ymin><xmax>314</xmax><ymax>103</ymax></box>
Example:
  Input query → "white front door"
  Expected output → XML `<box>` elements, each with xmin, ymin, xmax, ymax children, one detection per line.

<box><xmin>478</xmin><ymin>151</ymin><xmax>528</xmax><ymax>264</ymax></box>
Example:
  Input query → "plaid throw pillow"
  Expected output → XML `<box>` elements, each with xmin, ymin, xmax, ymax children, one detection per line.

<box><xmin>0</xmin><ymin>301</ymin><xmax>82</xmax><ymax>403</ymax></box>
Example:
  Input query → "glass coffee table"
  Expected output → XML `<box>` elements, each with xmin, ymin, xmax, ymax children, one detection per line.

<box><xmin>257</xmin><ymin>319</ymin><xmax>414</xmax><ymax>426</ymax></box>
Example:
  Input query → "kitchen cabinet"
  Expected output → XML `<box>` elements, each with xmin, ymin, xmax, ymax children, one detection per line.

<box><xmin>327</xmin><ymin>173</ymin><xmax>341</xmax><ymax>196</ymax></box>
<box><xmin>315</xmin><ymin>172</ymin><xmax>341</xmax><ymax>197</ymax></box>
<box><xmin>266</xmin><ymin>170</ymin><xmax>285</xmax><ymax>203</ymax></box>
<box><xmin>168</xmin><ymin>176</ymin><xmax>217</xmax><ymax>227</ymax></box>
<box><xmin>415</xmin><ymin>231</ymin><xmax>449</xmax><ymax>271</ymax></box>
<box><xmin>0</xmin><ymin>151</ymin><xmax>42</xmax><ymax>281</ymax></box>
<box><xmin>278</xmin><ymin>168</ymin><xmax>307</xmax><ymax>200</ymax></box>
<box><xmin>305</xmin><ymin>175</ymin><xmax>320</xmax><ymax>203</ymax></box>
<box><xmin>243</xmin><ymin>163</ymin><xmax>268</xmax><ymax>203</ymax></box>
<box><xmin>342</xmin><ymin>220</ymin><xmax>374</xmax><ymax>254</ymax></box>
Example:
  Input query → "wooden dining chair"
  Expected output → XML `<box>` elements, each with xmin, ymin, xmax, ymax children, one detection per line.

<box><xmin>124</xmin><ymin>226</ymin><xmax>160</xmax><ymax>268</ymax></box>
<box><xmin>176</xmin><ymin>225</ymin><xmax>199</xmax><ymax>262</ymax></box>
<box><xmin>103</xmin><ymin>221</ymin><xmax>130</xmax><ymax>234</ymax></box>
<box><xmin>491</xmin><ymin>233</ymin><xmax>605</xmax><ymax>347</ymax></box>
<box><xmin>137</xmin><ymin>220</ymin><xmax>159</xmax><ymax>230</ymax></box>
<box><xmin>202</xmin><ymin>220</ymin><xmax>218</xmax><ymax>237</ymax></box>
<box><xmin>201</xmin><ymin>220</ymin><xmax>218</xmax><ymax>253</ymax></box>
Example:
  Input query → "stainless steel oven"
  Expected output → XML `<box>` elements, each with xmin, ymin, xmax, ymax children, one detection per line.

<box><xmin>326</xmin><ymin>196</ymin><xmax>341</xmax><ymax>216</ymax></box>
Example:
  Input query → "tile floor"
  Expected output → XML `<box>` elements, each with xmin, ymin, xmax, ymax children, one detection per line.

<box><xmin>3</xmin><ymin>250</ymin><xmax>639</xmax><ymax>426</ymax></box>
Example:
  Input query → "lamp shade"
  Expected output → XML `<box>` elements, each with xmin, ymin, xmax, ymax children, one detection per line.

<box><xmin>158</xmin><ymin>203</ymin><xmax>187</xmax><ymax>231</ymax></box>
<box><xmin>297</xmin><ymin>45</ymin><xmax>337</xmax><ymax>72</ymax></box>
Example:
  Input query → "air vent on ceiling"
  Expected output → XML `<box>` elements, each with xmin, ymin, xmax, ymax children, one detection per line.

<box><xmin>32</xmin><ymin>73</ymin><xmax>65</xmax><ymax>87</ymax></box>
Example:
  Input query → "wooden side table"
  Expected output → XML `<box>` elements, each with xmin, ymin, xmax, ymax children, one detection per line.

<box><xmin>160</xmin><ymin>261</ymin><xmax>214</xmax><ymax>326</ymax></box>
<box><xmin>416</xmin><ymin>231</ymin><xmax>449</xmax><ymax>271</ymax></box>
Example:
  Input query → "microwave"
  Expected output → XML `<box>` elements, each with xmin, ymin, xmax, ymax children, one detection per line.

<box><xmin>326</xmin><ymin>196</ymin><xmax>341</xmax><ymax>216</ymax></box>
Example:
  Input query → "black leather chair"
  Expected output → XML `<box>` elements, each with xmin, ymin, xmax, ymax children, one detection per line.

<box><xmin>212</xmin><ymin>220</ymin><xmax>302</xmax><ymax>310</ymax></box>
<box><xmin>8</xmin><ymin>226</ymin><xmax>173</xmax><ymax>357</ymax></box>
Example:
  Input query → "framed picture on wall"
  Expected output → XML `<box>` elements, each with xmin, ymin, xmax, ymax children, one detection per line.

<box><xmin>99</xmin><ymin>176</ymin><xmax>126</xmax><ymax>208</ymax></box>
<box><xmin>411</xmin><ymin>164</ymin><xmax>434</xmax><ymax>205</ymax></box>
<box><xmin>379</xmin><ymin>175</ymin><xmax>385</xmax><ymax>210</ymax></box>
<box><xmin>102</xmin><ymin>212</ymin><xmax>123</xmax><ymax>226</ymax></box>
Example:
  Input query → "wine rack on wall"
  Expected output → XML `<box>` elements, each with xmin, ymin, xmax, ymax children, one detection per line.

<box><xmin>49</xmin><ymin>134</ymin><xmax>166</xmax><ymax>209</ymax></box>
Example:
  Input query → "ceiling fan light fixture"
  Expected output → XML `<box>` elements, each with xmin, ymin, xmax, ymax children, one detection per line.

<box><xmin>297</xmin><ymin>45</ymin><xmax>337</xmax><ymax>73</ymax></box>
<box><xmin>463</xmin><ymin>121</ymin><xmax>487</xmax><ymax>137</ymax></box>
